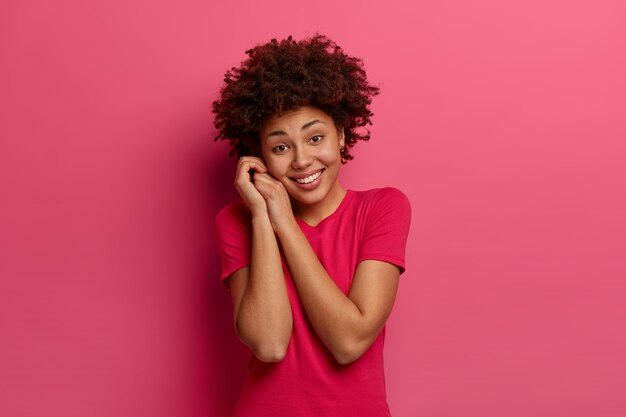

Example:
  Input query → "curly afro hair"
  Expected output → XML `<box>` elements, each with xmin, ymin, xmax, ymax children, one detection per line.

<box><xmin>212</xmin><ymin>34</ymin><xmax>380</xmax><ymax>163</ymax></box>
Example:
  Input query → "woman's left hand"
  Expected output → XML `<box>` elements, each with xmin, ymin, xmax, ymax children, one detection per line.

<box><xmin>252</xmin><ymin>173</ymin><xmax>295</xmax><ymax>233</ymax></box>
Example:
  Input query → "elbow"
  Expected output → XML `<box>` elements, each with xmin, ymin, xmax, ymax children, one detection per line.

<box><xmin>235</xmin><ymin>318</ymin><xmax>292</xmax><ymax>363</ymax></box>
<box><xmin>238</xmin><ymin>332</ymin><xmax>290</xmax><ymax>363</ymax></box>
<box><xmin>334</xmin><ymin>351</ymin><xmax>364</xmax><ymax>365</ymax></box>
<box><xmin>332</xmin><ymin>340</ymin><xmax>369</xmax><ymax>365</ymax></box>
<box><xmin>253</xmin><ymin>343</ymin><xmax>288</xmax><ymax>363</ymax></box>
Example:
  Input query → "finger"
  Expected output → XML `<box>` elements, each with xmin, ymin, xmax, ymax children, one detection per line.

<box><xmin>253</xmin><ymin>174</ymin><xmax>287</xmax><ymax>197</ymax></box>
<box><xmin>238</xmin><ymin>156</ymin><xmax>268</xmax><ymax>172</ymax></box>
<box><xmin>243</xmin><ymin>162</ymin><xmax>267</xmax><ymax>177</ymax></box>
<box><xmin>252</xmin><ymin>172</ymin><xmax>282</xmax><ymax>186</ymax></box>
<box><xmin>252</xmin><ymin>173</ymin><xmax>272</xmax><ymax>189</ymax></box>
<box><xmin>235</xmin><ymin>162</ymin><xmax>266</xmax><ymax>186</ymax></box>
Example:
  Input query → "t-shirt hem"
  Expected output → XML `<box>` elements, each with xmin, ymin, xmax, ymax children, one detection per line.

<box><xmin>220</xmin><ymin>264</ymin><xmax>250</xmax><ymax>288</ymax></box>
<box><xmin>357</xmin><ymin>254</ymin><xmax>406</xmax><ymax>274</ymax></box>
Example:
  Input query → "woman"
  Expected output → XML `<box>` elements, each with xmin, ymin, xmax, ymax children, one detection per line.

<box><xmin>212</xmin><ymin>34</ymin><xmax>411</xmax><ymax>417</ymax></box>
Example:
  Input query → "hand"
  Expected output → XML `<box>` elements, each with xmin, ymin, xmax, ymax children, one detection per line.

<box><xmin>252</xmin><ymin>172</ymin><xmax>296</xmax><ymax>233</ymax></box>
<box><xmin>234</xmin><ymin>156</ymin><xmax>269</xmax><ymax>216</ymax></box>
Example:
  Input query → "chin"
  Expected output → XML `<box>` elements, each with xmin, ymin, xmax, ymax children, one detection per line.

<box><xmin>287</xmin><ymin>188</ymin><xmax>327</xmax><ymax>205</ymax></box>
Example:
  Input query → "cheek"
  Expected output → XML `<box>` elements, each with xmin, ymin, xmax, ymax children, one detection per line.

<box><xmin>264</xmin><ymin>158</ymin><xmax>286</xmax><ymax>177</ymax></box>
<box><xmin>319</xmin><ymin>147</ymin><xmax>341</xmax><ymax>164</ymax></box>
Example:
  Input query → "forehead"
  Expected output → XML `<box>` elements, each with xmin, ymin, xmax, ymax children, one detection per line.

<box><xmin>260</xmin><ymin>106</ymin><xmax>334</xmax><ymax>135</ymax></box>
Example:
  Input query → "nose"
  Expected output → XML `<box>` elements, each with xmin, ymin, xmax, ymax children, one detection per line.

<box><xmin>291</xmin><ymin>146</ymin><xmax>313</xmax><ymax>170</ymax></box>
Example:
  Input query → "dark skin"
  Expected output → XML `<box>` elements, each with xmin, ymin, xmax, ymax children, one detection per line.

<box><xmin>225</xmin><ymin>106</ymin><xmax>400</xmax><ymax>364</ymax></box>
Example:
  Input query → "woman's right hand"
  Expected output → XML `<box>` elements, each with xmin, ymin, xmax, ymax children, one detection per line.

<box><xmin>234</xmin><ymin>156</ymin><xmax>269</xmax><ymax>215</ymax></box>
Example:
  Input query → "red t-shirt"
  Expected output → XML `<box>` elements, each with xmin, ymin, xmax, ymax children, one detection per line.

<box><xmin>215</xmin><ymin>187</ymin><xmax>411</xmax><ymax>417</ymax></box>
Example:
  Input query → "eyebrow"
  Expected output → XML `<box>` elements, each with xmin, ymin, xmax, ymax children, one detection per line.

<box><xmin>266</xmin><ymin>119</ymin><xmax>325</xmax><ymax>138</ymax></box>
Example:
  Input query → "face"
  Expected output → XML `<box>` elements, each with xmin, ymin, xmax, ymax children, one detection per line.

<box><xmin>259</xmin><ymin>106</ymin><xmax>346</xmax><ymax>215</ymax></box>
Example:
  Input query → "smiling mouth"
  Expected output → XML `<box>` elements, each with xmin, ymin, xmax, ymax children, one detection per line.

<box><xmin>291</xmin><ymin>169</ymin><xmax>324</xmax><ymax>184</ymax></box>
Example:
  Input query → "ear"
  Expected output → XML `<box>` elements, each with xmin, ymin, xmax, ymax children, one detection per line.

<box><xmin>338</xmin><ymin>129</ymin><xmax>345</xmax><ymax>148</ymax></box>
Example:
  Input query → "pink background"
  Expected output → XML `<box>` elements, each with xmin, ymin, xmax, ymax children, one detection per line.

<box><xmin>1</xmin><ymin>0</ymin><xmax>625</xmax><ymax>416</ymax></box>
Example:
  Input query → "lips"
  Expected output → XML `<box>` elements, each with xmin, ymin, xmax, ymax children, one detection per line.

<box><xmin>290</xmin><ymin>169</ymin><xmax>324</xmax><ymax>184</ymax></box>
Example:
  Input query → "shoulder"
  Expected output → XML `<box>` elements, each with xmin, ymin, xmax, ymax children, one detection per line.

<box><xmin>215</xmin><ymin>201</ymin><xmax>251</xmax><ymax>229</ymax></box>
<box><xmin>352</xmin><ymin>187</ymin><xmax>411</xmax><ymax>211</ymax></box>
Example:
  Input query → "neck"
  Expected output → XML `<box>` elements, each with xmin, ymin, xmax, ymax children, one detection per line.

<box><xmin>292</xmin><ymin>182</ymin><xmax>347</xmax><ymax>226</ymax></box>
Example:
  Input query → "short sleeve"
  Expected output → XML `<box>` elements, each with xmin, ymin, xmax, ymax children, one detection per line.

<box><xmin>214</xmin><ymin>202</ymin><xmax>252</xmax><ymax>288</ymax></box>
<box><xmin>357</xmin><ymin>187</ymin><xmax>412</xmax><ymax>274</ymax></box>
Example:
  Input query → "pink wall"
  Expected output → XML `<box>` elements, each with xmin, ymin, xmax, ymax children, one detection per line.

<box><xmin>1</xmin><ymin>0</ymin><xmax>625</xmax><ymax>416</ymax></box>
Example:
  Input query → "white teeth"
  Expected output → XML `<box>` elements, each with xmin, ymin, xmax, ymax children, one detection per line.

<box><xmin>294</xmin><ymin>171</ymin><xmax>322</xmax><ymax>184</ymax></box>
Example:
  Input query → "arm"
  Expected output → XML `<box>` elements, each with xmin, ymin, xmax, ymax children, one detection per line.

<box><xmin>252</xmin><ymin>173</ymin><xmax>409</xmax><ymax>364</ymax></box>
<box><xmin>225</xmin><ymin>157</ymin><xmax>293</xmax><ymax>362</ymax></box>
<box><xmin>275</xmin><ymin>220</ymin><xmax>400</xmax><ymax>364</ymax></box>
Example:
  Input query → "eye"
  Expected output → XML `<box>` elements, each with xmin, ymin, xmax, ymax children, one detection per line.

<box><xmin>309</xmin><ymin>135</ymin><xmax>323</xmax><ymax>144</ymax></box>
<box><xmin>273</xmin><ymin>144</ymin><xmax>288</xmax><ymax>154</ymax></box>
